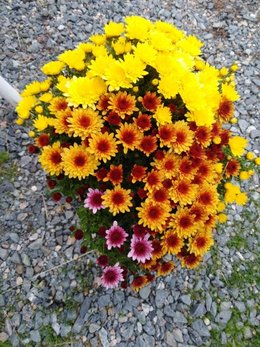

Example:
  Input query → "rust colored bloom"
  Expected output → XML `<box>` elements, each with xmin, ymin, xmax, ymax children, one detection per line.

<box><xmin>105</xmin><ymin>111</ymin><xmax>121</xmax><ymax>126</ymax></box>
<box><xmin>104</xmin><ymin>164</ymin><xmax>123</xmax><ymax>185</ymax></box>
<box><xmin>157</xmin><ymin>261</ymin><xmax>175</xmax><ymax>276</ymax></box>
<box><xmin>97</xmin><ymin>94</ymin><xmax>111</xmax><ymax>114</ymax></box>
<box><xmin>189</xmin><ymin>231</ymin><xmax>214</xmax><ymax>256</ymax></box>
<box><xmin>161</xmin><ymin>230</ymin><xmax>184</xmax><ymax>255</ymax></box>
<box><xmin>135</xmin><ymin>113</ymin><xmax>152</xmax><ymax>131</ymax></box>
<box><xmin>35</xmin><ymin>133</ymin><xmax>50</xmax><ymax>147</ymax></box>
<box><xmin>108</xmin><ymin>91</ymin><xmax>137</xmax><ymax>117</ymax></box>
<box><xmin>225</xmin><ymin>159</ymin><xmax>240</xmax><ymax>177</ymax></box>
<box><xmin>131</xmin><ymin>164</ymin><xmax>147</xmax><ymax>183</ymax></box>
<box><xmin>142</xmin><ymin>91</ymin><xmax>161</xmax><ymax>112</ymax></box>
<box><xmin>218</xmin><ymin>97</ymin><xmax>234</xmax><ymax>121</ymax></box>
<box><xmin>131</xmin><ymin>276</ymin><xmax>148</xmax><ymax>291</ymax></box>
<box><xmin>139</xmin><ymin>135</ymin><xmax>157</xmax><ymax>156</ymax></box>
<box><xmin>158</xmin><ymin>124</ymin><xmax>176</xmax><ymax>147</ymax></box>
<box><xmin>116</xmin><ymin>123</ymin><xmax>142</xmax><ymax>153</ymax></box>
<box><xmin>195</xmin><ymin>126</ymin><xmax>211</xmax><ymax>147</ymax></box>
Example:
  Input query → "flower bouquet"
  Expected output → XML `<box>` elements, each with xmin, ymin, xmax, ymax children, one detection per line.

<box><xmin>16</xmin><ymin>16</ymin><xmax>258</xmax><ymax>290</ymax></box>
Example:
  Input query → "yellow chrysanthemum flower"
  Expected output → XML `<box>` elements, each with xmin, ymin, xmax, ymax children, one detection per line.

<box><xmin>121</xmin><ymin>53</ymin><xmax>148</xmax><ymax>84</ymax></box>
<box><xmin>104</xmin><ymin>21</ymin><xmax>125</xmax><ymax>37</ymax></box>
<box><xmin>158</xmin><ymin>74</ymin><xmax>179</xmax><ymax>99</ymax></box>
<box><xmin>65</xmin><ymin>76</ymin><xmax>107</xmax><ymax>108</ymax></box>
<box><xmin>218</xmin><ymin>213</ymin><xmax>228</xmax><ymax>223</ymax></box>
<box><xmin>188</xmin><ymin>231</ymin><xmax>214</xmax><ymax>256</ymax></box>
<box><xmin>62</xmin><ymin>143</ymin><xmax>99</xmax><ymax>180</ymax></box>
<box><xmin>134</xmin><ymin>42</ymin><xmax>157</xmax><ymax>65</ymax></box>
<box><xmin>89</xmin><ymin>34</ymin><xmax>106</xmax><ymax>45</ymax></box>
<box><xmin>112</xmin><ymin>37</ymin><xmax>132</xmax><ymax>55</ymax></box>
<box><xmin>33</xmin><ymin>115</ymin><xmax>51</xmax><ymax>131</ymax></box>
<box><xmin>21</xmin><ymin>81</ymin><xmax>42</xmax><ymax>97</ymax></box>
<box><xmin>16</xmin><ymin>96</ymin><xmax>37</xmax><ymax>119</ymax></box>
<box><xmin>104</xmin><ymin>59</ymin><xmax>132</xmax><ymax>91</ymax></box>
<box><xmin>137</xmin><ymin>200</ymin><xmax>170</xmax><ymax>232</ymax></box>
<box><xmin>125</xmin><ymin>16</ymin><xmax>152</xmax><ymax>41</ymax></box>
<box><xmin>58</xmin><ymin>48</ymin><xmax>85</xmax><ymax>71</ymax></box>
<box><xmin>235</xmin><ymin>192</ymin><xmax>248</xmax><ymax>206</ymax></box>
<box><xmin>153</xmin><ymin>105</ymin><xmax>172</xmax><ymax>125</ymax></box>
<box><xmin>229</xmin><ymin>136</ymin><xmax>247</xmax><ymax>157</ymax></box>
<box><xmin>149</xmin><ymin>30</ymin><xmax>173</xmax><ymax>51</ymax></box>
<box><xmin>56</xmin><ymin>76</ymin><xmax>70</xmax><ymax>93</ymax></box>
<box><xmin>88</xmin><ymin>132</ymin><xmax>118</xmax><ymax>162</ymax></box>
<box><xmin>41</xmin><ymin>61</ymin><xmax>65</xmax><ymax>75</ymax></box>
<box><xmin>39</xmin><ymin>93</ymin><xmax>53</xmax><ymax>103</ymax></box>
<box><xmin>176</xmin><ymin>35</ymin><xmax>203</xmax><ymax>56</ymax></box>
<box><xmin>221</xmin><ymin>83</ymin><xmax>240</xmax><ymax>102</ymax></box>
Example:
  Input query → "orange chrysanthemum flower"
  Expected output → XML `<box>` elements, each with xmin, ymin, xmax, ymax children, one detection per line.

<box><xmin>131</xmin><ymin>164</ymin><xmax>147</xmax><ymax>183</ymax></box>
<box><xmin>103</xmin><ymin>164</ymin><xmax>123</xmax><ymax>185</ymax></box>
<box><xmin>170</xmin><ymin>179</ymin><xmax>197</xmax><ymax>206</ymax></box>
<box><xmin>204</xmin><ymin>214</ymin><xmax>217</xmax><ymax>231</ymax></box>
<box><xmin>158</xmin><ymin>124</ymin><xmax>176</xmax><ymax>147</ymax></box>
<box><xmin>190</xmin><ymin>203</ymin><xmax>208</xmax><ymax>224</ymax></box>
<box><xmin>197</xmin><ymin>185</ymin><xmax>219</xmax><ymax>213</ymax></box>
<box><xmin>53</xmin><ymin>108</ymin><xmax>73</xmax><ymax>135</ymax></box>
<box><xmin>218</xmin><ymin>97</ymin><xmax>234</xmax><ymax>121</ymax></box>
<box><xmin>171</xmin><ymin>121</ymin><xmax>194</xmax><ymax>154</ymax></box>
<box><xmin>157</xmin><ymin>152</ymin><xmax>179</xmax><ymax>179</ymax></box>
<box><xmin>102</xmin><ymin>185</ymin><xmax>133</xmax><ymax>215</ymax></box>
<box><xmin>171</xmin><ymin>207</ymin><xmax>197</xmax><ymax>238</ymax></box>
<box><xmin>131</xmin><ymin>276</ymin><xmax>148</xmax><ymax>291</ymax></box>
<box><xmin>108</xmin><ymin>91</ymin><xmax>138</xmax><ymax>117</ymax></box>
<box><xmin>151</xmin><ymin>239</ymin><xmax>165</xmax><ymax>260</ymax></box>
<box><xmin>116</xmin><ymin>123</ymin><xmax>142</xmax><ymax>153</ymax></box>
<box><xmin>195</xmin><ymin>126</ymin><xmax>212</xmax><ymax>147</ymax></box>
<box><xmin>48</xmin><ymin>96</ymin><xmax>68</xmax><ymax>114</ymax></box>
<box><xmin>141</xmin><ymin>258</ymin><xmax>157</xmax><ymax>270</ymax></box>
<box><xmin>189</xmin><ymin>231</ymin><xmax>214</xmax><ymax>256</ymax></box>
<box><xmin>39</xmin><ymin>141</ymin><xmax>63</xmax><ymax>176</ymax></box>
<box><xmin>69</xmin><ymin>108</ymin><xmax>103</xmax><ymax>139</ymax></box>
<box><xmin>148</xmin><ymin>187</ymin><xmax>169</xmax><ymax>205</ymax></box>
<box><xmin>144</xmin><ymin>169</ymin><xmax>163</xmax><ymax>191</ymax></box>
<box><xmin>62</xmin><ymin>143</ymin><xmax>98</xmax><ymax>180</ymax></box>
<box><xmin>180</xmin><ymin>251</ymin><xmax>202</xmax><ymax>269</ymax></box>
<box><xmin>161</xmin><ymin>230</ymin><xmax>184</xmax><ymax>255</ymax></box>
<box><xmin>35</xmin><ymin>133</ymin><xmax>50</xmax><ymax>147</ymax></box>
<box><xmin>225</xmin><ymin>159</ymin><xmax>240</xmax><ymax>177</ymax></box>
<box><xmin>142</xmin><ymin>91</ymin><xmax>161</xmax><ymax>112</ymax></box>
<box><xmin>97</xmin><ymin>94</ymin><xmax>111</xmax><ymax>114</ymax></box>
<box><xmin>178</xmin><ymin>157</ymin><xmax>196</xmax><ymax>180</ymax></box>
<box><xmin>137</xmin><ymin>200</ymin><xmax>170</xmax><ymax>232</ymax></box>
<box><xmin>138</xmin><ymin>135</ymin><xmax>157</xmax><ymax>156</ymax></box>
<box><xmin>157</xmin><ymin>261</ymin><xmax>175</xmax><ymax>276</ymax></box>
<box><xmin>134</xmin><ymin>113</ymin><xmax>152</xmax><ymax>131</ymax></box>
<box><xmin>196</xmin><ymin>161</ymin><xmax>216</xmax><ymax>183</ymax></box>
<box><xmin>88</xmin><ymin>132</ymin><xmax>118</xmax><ymax>162</ymax></box>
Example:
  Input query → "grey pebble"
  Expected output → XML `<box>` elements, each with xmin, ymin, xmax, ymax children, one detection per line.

<box><xmin>215</xmin><ymin>310</ymin><xmax>232</xmax><ymax>324</ymax></box>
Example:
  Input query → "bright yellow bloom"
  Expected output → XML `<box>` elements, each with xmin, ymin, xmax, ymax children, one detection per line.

<box><xmin>41</xmin><ymin>61</ymin><xmax>65</xmax><ymax>75</ymax></box>
<box><xmin>28</xmin><ymin>131</ymin><xmax>35</xmax><ymax>138</ymax></box>
<box><xmin>33</xmin><ymin>115</ymin><xmax>51</xmax><ymax>131</ymax></box>
<box><xmin>16</xmin><ymin>118</ymin><xmax>24</xmax><ymax>125</ymax></box>
<box><xmin>89</xmin><ymin>34</ymin><xmax>106</xmax><ymax>45</ymax></box>
<box><xmin>236</xmin><ymin>192</ymin><xmax>248</xmax><ymax>206</ymax></box>
<box><xmin>177</xmin><ymin>35</ymin><xmax>203</xmax><ymax>56</ymax></box>
<box><xmin>218</xmin><ymin>213</ymin><xmax>228</xmax><ymax>223</ymax></box>
<box><xmin>149</xmin><ymin>30</ymin><xmax>173</xmax><ymax>51</ymax></box>
<box><xmin>240</xmin><ymin>171</ymin><xmax>250</xmax><ymax>180</ymax></box>
<box><xmin>125</xmin><ymin>16</ymin><xmax>152</xmax><ymax>41</ymax></box>
<box><xmin>58</xmin><ymin>48</ymin><xmax>85</xmax><ymax>71</ymax></box>
<box><xmin>104</xmin><ymin>59</ymin><xmax>131</xmax><ymax>91</ymax></box>
<box><xmin>21</xmin><ymin>81</ymin><xmax>42</xmax><ymax>97</ymax></box>
<box><xmin>16</xmin><ymin>96</ymin><xmax>37</xmax><ymax>119</ymax></box>
<box><xmin>121</xmin><ymin>53</ymin><xmax>148</xmax><ymax>84</ymax></box>
<box><xmin>62</xmin><ymin>143</ymin><xmax>98</xmax><ymax>180</ymax></box>
<box><xmin>255</xmin><ymin>157</ymin><xmax>260</xmax><ymax>165</ymax></box>
<box><xmin>221</xmin><ymin>83</ymin><xmax>240</xmax><ymax>101</ymax></box>
<box><xmin>56</xmin><ymin>76</ymin><xmax>71</xmax><ymax>93</ymax></box>
<box><xmin>215</xmin><ymin>163</ymin><xmax>223</xmax><ymax>174</ymax></box>
<box><xmin>230</xmin><ymin>63</ymin><xmax>238</xmax><ymax>72</ymax></box>
<box><xmin>158</xmin><ymin>74</ymin><xmax>179</xmax><ymax>99</ymax></box>
<box><xmin>153</xmin><ymin>105</ymin><xmax>172</xmax><ymax>125</ymax></box>
<box><xmin>134</xmin><ymin>42</ymin><xmax>157</xmax><ymax>65</ymax></box>
<box><xmin>231</xmin><ymin>117</ymin><xmax>237</xmax><ymax>124</ymax></box>
<box><xmin>35</xmin><ymin>105</ymin><xmax>43</xmax><ymax>113</ymax></box>
<box><xmin>219</xmin><ymin>67</ymin><xmax>228</xmax><ymax>76</ymax></box>
<box><xmin>229</xmin><ymin>136</ymin><xmax>247</xmax><ymax>157</ymax></box>
<box><xmin>39</xmin><ymin>93</ymin><xmax>53</xmax><ymax>103</ymax></box>
<box><xmin>104</xmin><ymin>21</ymin><xmax>124</xmax><ymax>37</ymax></box>
<box><xmin>246</xmin><ymin>152</ymin><xmax>255</xmax><ymax>160</ymax></box>
<box><xmin>112</xmin><ymin>37</ymin><xmax>132</xmax><ymax>55</ymax></box>
<box><xmin>65</xmin><ymin>76</ymin><xmax>107</xmax><ymax>108</ymax></box>
<box><xmin>217</xmin><ymin>201</ymin><xmax>226</xmax><ymax>212</ymax></box>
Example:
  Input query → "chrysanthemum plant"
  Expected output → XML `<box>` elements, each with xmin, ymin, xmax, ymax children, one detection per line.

<box><xmin>16</xmin><ymin>16</ymin><xmax>259</xmax><ymax>291</ymax></box>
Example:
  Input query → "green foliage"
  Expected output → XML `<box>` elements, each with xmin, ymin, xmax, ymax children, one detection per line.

<box><xmin>0</xmin><ymin>151</ymin><xmax>17</xmax><ymax>183</ymax></box>
<box><xmin>0</xmin><ymin>151</ymin><xmax>9</xmax><ymax>165</ymax></box>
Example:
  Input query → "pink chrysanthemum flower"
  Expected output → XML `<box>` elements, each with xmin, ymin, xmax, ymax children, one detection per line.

<box><xmin>105</xmin><ymin>221</ymin><xmax>128</xmax><ymax>250</ymax></box>
<box><xmin>128</xmin><ymin>234</ymin><xmax>154</xmax><ymax>263</ymax></box>
<box><xmin>101</xmin><ymin>263</ymin><xmax>124</xmax><ymax>289</ymax></box>
<box><xmin>84</xmin><ymin>188</ymin><xmax>104</xmax><ymax>214</ymax></box>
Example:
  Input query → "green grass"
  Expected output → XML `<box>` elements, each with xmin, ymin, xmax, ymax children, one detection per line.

<box><xmin>39</xmin><ymin>325</ymin><xmax>75</xmax><ymax>346</ymax></box>
<box><xmin>0</xmin><ymin>151</ymin><xmax>17</xmax><ymax>183</ymax></box>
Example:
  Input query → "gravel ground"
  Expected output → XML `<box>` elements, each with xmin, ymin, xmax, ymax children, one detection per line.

<box><xmin>0</xmin><ymin>0</ymin><xmax>259</xmax><ymax>346</ymax></box>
